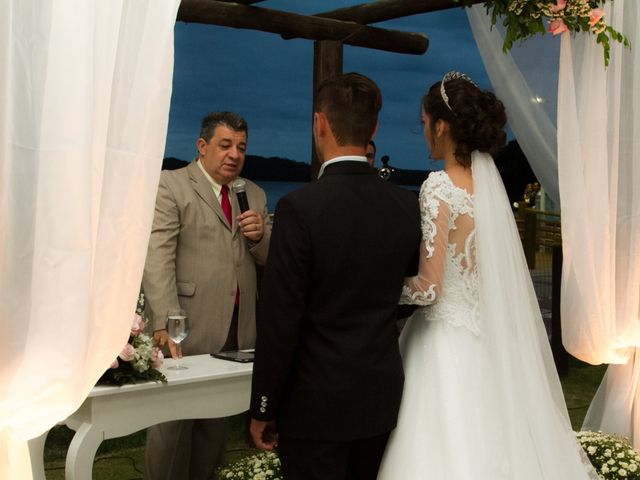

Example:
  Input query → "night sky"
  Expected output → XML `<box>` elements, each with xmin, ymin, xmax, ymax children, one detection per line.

<box><xmin>164</xmin><ymin>1</ymin><xmax>491</xmax><ymax>171</ymax></box>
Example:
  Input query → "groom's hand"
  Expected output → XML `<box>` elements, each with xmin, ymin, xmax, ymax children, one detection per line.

<box><xmin>250</xmin><ymin>418</ymin><xmax>278</xmax><ymax>451</ymax></box>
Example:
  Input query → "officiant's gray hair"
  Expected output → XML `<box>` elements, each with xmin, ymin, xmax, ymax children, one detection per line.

<box><xmin>199</xmin><ymin>111</ymin><xmax>249</xmax><ymax>142</ymax></box>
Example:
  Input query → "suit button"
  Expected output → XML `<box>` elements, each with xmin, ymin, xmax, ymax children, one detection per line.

<box><xmin>261</xmin><ymin>401</ymin><xmax>267</xmax><ymax>407</ymax></box>
<box><xmin>261</xmin><ymin>396</ymin><xmax>267</xmax><ymax>401</ymax></box>
<box><xmin>259</xmin><ymin>407</ymin><xmax>266</xmax><ymax>413</ymax></box>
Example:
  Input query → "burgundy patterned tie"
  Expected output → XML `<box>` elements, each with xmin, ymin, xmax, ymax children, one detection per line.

<box><xmin>221</xmin><ymin>184</ymin><xmax>232</xmax><ymax>225</ymax></box>
<box><xmin>221</xmin><ymin>184</ymin><xmax>240</xmax><ymax>307</ymax></box>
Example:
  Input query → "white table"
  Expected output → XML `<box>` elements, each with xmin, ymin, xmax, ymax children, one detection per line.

<box><xmin>29</xmin><ymin>355</ymin><xmax>253</xmax><ymax>480</ymax></box>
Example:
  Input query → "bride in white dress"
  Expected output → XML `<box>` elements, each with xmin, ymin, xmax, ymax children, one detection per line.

<box><xmin>377</xmin><ymin>73</ymin><xmax>598</xmax><ymax>479</ymax></box>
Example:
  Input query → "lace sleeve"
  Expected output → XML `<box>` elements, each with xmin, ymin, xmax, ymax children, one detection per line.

<box><xmin>399</xmin><ymin>183</ymin><xmax>451</xmax><ymax>306</ymax></box>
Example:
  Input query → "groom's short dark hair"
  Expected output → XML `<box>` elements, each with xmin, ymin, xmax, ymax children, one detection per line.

<box><xmin>316</xmin><ymin>72</ymin><xmax>382</xmax><ymax>149</ymax></box>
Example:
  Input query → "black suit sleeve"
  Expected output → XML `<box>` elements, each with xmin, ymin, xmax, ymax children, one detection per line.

<box><xmin>250</xmin><ymin>196</ymin><xmax>311</xmax><ymax>421</ymax></box>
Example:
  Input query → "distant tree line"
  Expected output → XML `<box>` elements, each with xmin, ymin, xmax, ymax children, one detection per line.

<box><xmin>493</xmin><ymin>140</ymin><xmax>537</xmax><ymax>204</ymax></box>
<box><xmin>161</xmin><ymin>140</ymin><xmax>537</xmax><ymax>200</ymax></box>
<box><xmin>242</xmin><ymin>155</ymin><xmax>310</xmax><ymax>182</ymax></box>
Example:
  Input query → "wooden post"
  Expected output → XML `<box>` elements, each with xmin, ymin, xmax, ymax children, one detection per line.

<box><xmin>310</xmin><ymin>40</ymin><xmax>343</xmax><ymax>180</ymax></box>
<box><xmin>551</xmin><ymin>245</ymin><xmax>568</xmax><ymax>375</ymax></box>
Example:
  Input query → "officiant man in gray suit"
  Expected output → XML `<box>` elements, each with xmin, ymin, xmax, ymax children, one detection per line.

<box><xmin>142</xmin><ymin>111</ymin><xmax>271</xmax><ymax>480</ymax></box>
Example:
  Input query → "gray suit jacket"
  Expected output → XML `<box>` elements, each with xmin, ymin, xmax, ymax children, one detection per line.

<box><xmin>143</xmin><ymin>161</ymin><xmax>271</xmax><ymax>354</ymax></box>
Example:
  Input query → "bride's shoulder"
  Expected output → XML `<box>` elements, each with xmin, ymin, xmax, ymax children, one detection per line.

<box><xmin>426</xmin><ymin>170</ymin><xmax>448</xmax><ymax>184</ymax></box>
<box><xmin>420</xmin><ymin>170</ymin><xmax>451</xmax><ymax>196</ymax></box>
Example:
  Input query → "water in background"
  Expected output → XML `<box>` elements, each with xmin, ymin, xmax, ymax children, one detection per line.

<box><xmin>256</xmin><ymin>179</ymin><xmax>419</xmax><ymax>213</ymax></box>
<box><xmin>255</xmin><ymin>180</ymin><xmax>307</xmax><ymax>212</ymax></box>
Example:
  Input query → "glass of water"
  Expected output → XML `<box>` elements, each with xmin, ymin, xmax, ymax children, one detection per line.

<box><xmin>166</xmin><ymin>309</ymin><xmax>189</xmax><ymax>370</ymax></box>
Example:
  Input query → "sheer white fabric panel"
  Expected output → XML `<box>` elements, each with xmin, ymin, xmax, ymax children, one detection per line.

<box><xmin>558</xmin><ymin>1</ymin><xmax>640</xmax><ymax>364</ymax></box>
<box><xmin>557</xmin><ymin>1</ymin><xmax>640</xmax><ymax>445</ymax></box>
<box><xmin>467</xmin><ymin>6</ymin><xmax>561</xmax><ymax>204</ymax></box>
<box><xmin>0</xmin><ymin>0</ymin><xmax>179</xmax><ymax>476</ymax></box>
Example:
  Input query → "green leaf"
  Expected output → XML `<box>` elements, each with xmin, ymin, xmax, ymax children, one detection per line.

<box><xmin>476</xmin><ymin>0</ymin><xmax>629</xmax><ymax>68</ymax></box>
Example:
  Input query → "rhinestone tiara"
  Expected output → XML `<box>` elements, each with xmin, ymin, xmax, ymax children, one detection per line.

<box><xmin>440</xmin><ymin>71</ymin><xmax>478</xmax><ymax>111</ymax></box>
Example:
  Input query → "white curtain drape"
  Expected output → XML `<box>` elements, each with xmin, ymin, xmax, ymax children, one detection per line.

<box><xmin>0</xmin><ymin>1</ymin><xmax>180</xmax><ymax>477</ymax></box>
<box><xmin>557</xmin><ymin>1</ymin><xmax>640</xmax><ymax>445</ymax></box>
<box><xmin>467</xmin><ymin>6</ymin><xmax>561</xmax><ymax>205</ymax></box>
<box><xmin>468</xmin><ymin>0</ymin><xmax>640</xmax><ymax>446</ymax></box>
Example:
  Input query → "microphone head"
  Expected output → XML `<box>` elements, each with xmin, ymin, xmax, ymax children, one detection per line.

<box><xmin>231</xmin><ymin>178</ymin><xmax>246</xmax><ymax>194</ymax></box>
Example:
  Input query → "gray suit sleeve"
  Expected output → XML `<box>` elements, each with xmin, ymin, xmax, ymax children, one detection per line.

<box><xmin>142</xmin><ymin>172</ymin><xmax>182</xmax><ymax>332</ymax></box>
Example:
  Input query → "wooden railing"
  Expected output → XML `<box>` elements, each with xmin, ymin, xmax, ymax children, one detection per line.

<box><xmin>515</xmin><ymin>205</ymin><xmax>561</xmax><ymax>269</ymax></box>
<box><xmin>514</xmin><ymin>205</ymin><xmax>567</xmax><ymax>374</ymax></box>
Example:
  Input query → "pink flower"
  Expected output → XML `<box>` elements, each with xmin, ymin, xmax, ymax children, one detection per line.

<box><xmin>152</xmin><ymin>347</ymin><xmax>164</xmax><ymax>369</ymax></box>
<box><xmin>118</xmin><ymin>343</ymin><xmax>136</xmax><ymax>362</ymax></box>
<box><xmin>110</xmin><ymin>358</ymin><xmax>119</xmax><ymax>369</ymax></box>
<box><xmin>551</xmin><ymin>0</ymin><xmax>567</xmax><ymax>14</ymax></box>
<box><xmin>549</xmin><ymin>18</ymin><xmax>569</xmax><ymax>36</ymax></box>
<box><xmin>130</xmin><ymin>313</ymin><xmax>145</xmax><ymax>336</ymax></box>
<box><xmin>589</xmin><ymin>8</ymin><xmax>605</xmax><ymax>27</ymax></box>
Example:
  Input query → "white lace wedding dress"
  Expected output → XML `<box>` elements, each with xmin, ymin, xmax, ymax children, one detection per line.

<box><xmin>378</xmin><ymin>157</ymin><xmax>598</xmax><ymax>479</ymax></box>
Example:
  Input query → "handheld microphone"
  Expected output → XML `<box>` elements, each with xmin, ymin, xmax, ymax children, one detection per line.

<box><xmin>231</xmin><ymin>179</ymin><xmax>250</xmax><ymax>213</ymax></box>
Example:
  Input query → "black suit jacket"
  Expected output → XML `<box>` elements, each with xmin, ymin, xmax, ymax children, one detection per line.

<box><xmin>250</xmin><ymin>161</ymin><xmax>421</xmax><ymax>441</ymax></box>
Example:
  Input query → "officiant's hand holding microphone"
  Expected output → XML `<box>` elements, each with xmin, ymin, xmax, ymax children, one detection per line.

<box><xmin>233</xmin><ymin>179</ymin><xmax>265</xmax><ymax>243</ymax></box>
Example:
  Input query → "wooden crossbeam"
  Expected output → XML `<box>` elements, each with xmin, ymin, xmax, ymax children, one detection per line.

<box><xmin>315</xmin><ymin>0</ymin><xmax>485</xmax><ymax>24</ymax></box>
<box><xmin>218</xmin><ymin>0</ymin><xmax>266</xmax><ymax>4</ymax></box>
<box><xmin>177</xmin><ymin>0</ymin><xmax>429</xmax><ymax>55</ymax></box>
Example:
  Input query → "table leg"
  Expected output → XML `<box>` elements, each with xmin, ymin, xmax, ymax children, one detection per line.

<box><xmin>65</xmin><ymin>423</ymin><xmax>103</xmax><ymax>480</ymax></box>
<box><xmin>28</xmin><ymin>430</ymin><xmax>49</xmax><ymax>480</ymax></box>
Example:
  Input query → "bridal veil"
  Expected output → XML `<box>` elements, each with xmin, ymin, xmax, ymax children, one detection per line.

<box><xmin>472</xmin><ymin>150</ymin><xmax>598</xmax><ymax>478</ymax></box>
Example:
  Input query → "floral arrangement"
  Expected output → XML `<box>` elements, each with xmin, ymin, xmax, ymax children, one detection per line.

<box><xmin>454</xmin><ymin>0</ymin><xmax>630</xmax><ymax>66</ymax></box>
<box><xmin>216</xmin><ymin>431</ymin><xmax>640</xmax><ymax>480</ymax></box>
<box><xmin>217</xmin><ymin>451</ymin><xmax>282</xmax><ymax>480</ymax></box>
<box><xmin>578</xmin><ymin>430</ymin><xmax>640</xmax><ymax>479</ymax></box>
<box><xmin>98</xmin><ymin>292</ymin><xmax>167</xmax><ymax>386</ymax></box>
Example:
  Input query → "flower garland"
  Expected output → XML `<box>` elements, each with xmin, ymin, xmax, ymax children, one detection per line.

<box><xmin>578</xmin><ymin>431</ymin><xmax>640</xmax><ymax>479</ymax></box>
<box><xmin>454</xmin><ymin>0</ymin><xmax>630</xmax><ymax>66</ymax></box>
<box><xmin>98</xmin><ymin>292</ymin><xmax>167</xmax><ymax>386</ymax></box>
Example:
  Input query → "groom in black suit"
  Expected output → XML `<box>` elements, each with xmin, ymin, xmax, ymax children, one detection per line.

<box><xmin>249</xmin><ymin>72</ymin><xmax>421</xmax><ymax>480</ymax></box>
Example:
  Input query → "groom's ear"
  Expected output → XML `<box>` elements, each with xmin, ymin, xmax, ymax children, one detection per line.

<box><xmin>370</xmin><ymin>120</ymin><xmax>379</xmax><ymax>140</ymax></box>
<box><xmin>314</xmin><ymin>111</ymin><xmax>329</xmax><ymax>138</ymax></box>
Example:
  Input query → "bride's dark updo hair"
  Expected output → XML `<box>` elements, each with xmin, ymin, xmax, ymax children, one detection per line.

<box><xmin>422</xmin><ymin>76</ymin><xmax>507</xmax><ymax>167</ymax></box>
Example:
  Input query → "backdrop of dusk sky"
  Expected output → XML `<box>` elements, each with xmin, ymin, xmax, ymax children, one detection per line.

<box><xmin>164</xmin><ymin>1</ymin><xmax>491</xmax><ymax>171</ymax></box>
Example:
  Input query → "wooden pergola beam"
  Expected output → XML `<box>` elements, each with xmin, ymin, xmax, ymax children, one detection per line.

<box><xmin>177</xmin><ymin>0</ymin><xmax>429</xmax><ymax>55</ymax></box>
<box><xmin>315</xmin><ymin>0</ymin><xmax>485</xmax><ymax>24</ymax></box>
<box><xmin>218</xmin><ymin>0</ymin><xmax>266</xmax><ymax>4</ymax></box>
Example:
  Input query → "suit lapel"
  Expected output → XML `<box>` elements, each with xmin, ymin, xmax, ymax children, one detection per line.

<box><xmin>187</xmin><ymin>162</ymin><xmax>232</xmax><ymax>231</ymax></box>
